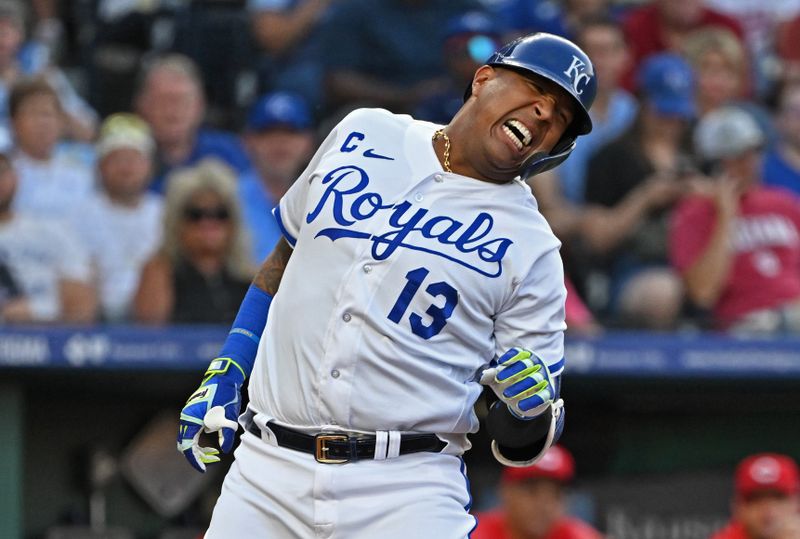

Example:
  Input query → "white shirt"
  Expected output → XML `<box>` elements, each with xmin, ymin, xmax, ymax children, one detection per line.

<box><xmin>249</xmin><ymin>109</ymin><xmax>566</xmax><ymax>452</ymax></box>
<box><xmin>71</xmin><ymin>192</ymin><xmax>163</xmax><ymax>322</ymax></box>
<box><xmin>12</xmin><ymin>149</ymin><xmax>96</xmax><ymax>222</ymax></box>
<box><xmin>0</xmin><ymin>214</ymin><xmax>91</xmax><ymax>321</ymax></box>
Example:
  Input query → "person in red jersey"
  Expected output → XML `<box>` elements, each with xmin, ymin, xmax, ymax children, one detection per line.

<box><xmin>669</xmin><ymin>106</ymin><xmax>800</xmax><ymax>333</ymax></box>
<box><xmin>472</xmin><ymin>445</ymin><xmax>603</xmax><ymax>539</ymax></box>
<box><xmin>710</xmin><ymin>453</ymin><xmax>800</xmax><ymax>539</ymax></box>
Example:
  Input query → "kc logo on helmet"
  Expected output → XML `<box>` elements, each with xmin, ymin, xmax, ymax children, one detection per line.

<box><xmin>563</xmin><ymin>55</ymin><xmax>592</xmax><ymax>95</ymax></box>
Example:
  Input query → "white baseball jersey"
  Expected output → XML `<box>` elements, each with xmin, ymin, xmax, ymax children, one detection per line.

<box><xmin>247</xmin><ymin>108</ymin><xmax>566</xmax><ymax>453</ymax></box>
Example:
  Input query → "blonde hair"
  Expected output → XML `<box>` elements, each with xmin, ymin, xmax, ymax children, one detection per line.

<box><xmin>682</xmin><ymin>27</ymin><xmax>746</xmax><ymax>75</ymax></box>
<box><xmin>161</xmin><ymin>158</ymin><xmax>254</xmax><ymax>281</ymax></box>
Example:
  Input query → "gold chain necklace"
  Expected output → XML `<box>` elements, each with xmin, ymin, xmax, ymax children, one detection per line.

<box><xmin>432</xmin><ymin>129</ymin><xmax>452</xmax><ymax>173</ymax></box>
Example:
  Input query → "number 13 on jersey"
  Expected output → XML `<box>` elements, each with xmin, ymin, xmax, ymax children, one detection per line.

<box><xmin>387</xmin><ymin>267</ymin><xmax>459</xmax><ymax>339</ymax></box>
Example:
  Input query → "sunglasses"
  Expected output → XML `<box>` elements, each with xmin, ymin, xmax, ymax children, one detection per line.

<box><xmin>183</xmin><ymin>205</ymin><xmax>231</xmax><ymax>222</ymax></box>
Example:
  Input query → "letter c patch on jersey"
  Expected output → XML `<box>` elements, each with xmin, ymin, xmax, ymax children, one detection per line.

<box><xmin>340</xmin><ymin>131</ymin><xmax>395</xmax><ymax>160</ymax></box>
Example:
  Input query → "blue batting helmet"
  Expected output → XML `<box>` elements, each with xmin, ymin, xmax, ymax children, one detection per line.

<box><xmin>465</xmin><ymin>33</ymin><xmax>597</xmax><ymax>178</ymax></box>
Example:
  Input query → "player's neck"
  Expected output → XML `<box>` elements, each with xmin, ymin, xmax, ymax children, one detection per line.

<box><xmin>433</xmin><ymin>126</ymin><xmax>514</xmax><ymax>184</ymax></box>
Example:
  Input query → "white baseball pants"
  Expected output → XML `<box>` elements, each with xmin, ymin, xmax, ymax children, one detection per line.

<box><xmin>205</xmin><ymin>425</ymin><xmax>477</xmax><ymax>538</ymax></box>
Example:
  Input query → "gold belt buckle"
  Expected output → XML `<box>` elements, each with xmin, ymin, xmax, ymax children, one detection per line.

<box><xmin>315</xmin><ymin>433</ymin><xmax>350</xmax><ymax>464</ymax></box>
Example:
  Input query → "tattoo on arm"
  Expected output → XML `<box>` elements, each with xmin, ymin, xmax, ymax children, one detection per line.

<box><xmin>253</xmin><ymin>239</ymin><xmax>293</xmax><ymax>296</ymax></box>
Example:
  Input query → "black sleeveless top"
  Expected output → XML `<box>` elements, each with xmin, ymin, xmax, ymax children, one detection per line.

<box><xmin>171</xmin><ymin>260</ymin><xmax>250</xmax><ymax>324</ymax></box>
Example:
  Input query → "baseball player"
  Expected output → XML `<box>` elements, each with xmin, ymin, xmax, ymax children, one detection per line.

<box><xmin>472</xmin><ymin>445</ymin><xmax>604</xmax><ymax>539</ymax></box>
<box><xmin>177</xmin><ymin>33</ymin><xmax>596</xmax><ymax>538</ymax></box>
<box><xmin>710</xmin><ymin>453</ymin><xmax>800</xmax><ymax>539</ymax></box>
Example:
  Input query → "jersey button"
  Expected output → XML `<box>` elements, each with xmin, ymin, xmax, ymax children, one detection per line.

<box><xmin>342</xmin><ymin>312</ymin><xmax>352</xmax><ymax>322</ymax></box>
<box><xmin>331</xmin><ymin>369</ymin><xmax>340</xmax><ymax>379</ymax></box>
<box><xmin>414</xmin><ymin>192</ymin><xmax>424</xmax><ymax>202</ymax></box>
<box><xmin>434</xmin><ymin>174</ymin><xmax>443</xmax><ymax>182</ymax></box>
<box><xmin>363</xmin><ymin>264</ymin><xmax>373</xmax><ymax>274</ymax></box>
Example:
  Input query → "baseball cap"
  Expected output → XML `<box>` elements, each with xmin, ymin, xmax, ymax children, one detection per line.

<box><xmin>735</xmin><ymin>453</ymin><xmax>800</xmax><ymax>499</ymax></box>
<box><xmin>694</xmin><ymin>106</ymin><xmax>764</xmax><ymax>161</ymax></box>
<box><xmin>444</xmin><ymin>11</ymin><xmax>501</xmax><ymax>64</ymax></box>
<box><xmin>96</xmin><ymin>113</ymin><xmax>154</xmax><ymax>158</ymax></box>
<box><xmin>246</xmin><ymin>91</ymin><xmax>312</xmax><ymax>132</ymax></box>
<box><xmin>444</xmin><ymin>11</ymin><xmax>500</xmax><ymax>40</ymax></box>
<box><xmin>638</xmin><ymin>53</ymin><xmax>696</xmax><ymax>119</ymax></box>
<box><xmin>501</xmin><ymin>445</ymin><xmax>575</xmax><ymax>484</ymax></box>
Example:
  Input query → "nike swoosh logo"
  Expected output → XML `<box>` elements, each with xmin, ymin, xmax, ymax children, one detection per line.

<box><xmin>363</xmin><ymin>149</ymin><xmax>394</xmax><ymax>160</ymax></box>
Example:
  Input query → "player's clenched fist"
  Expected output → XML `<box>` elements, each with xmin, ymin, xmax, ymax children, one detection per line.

<box><xmin>178</xmin><ymin>357</ymin><xmax>244</xmax><ymax>472</ymax></box>
<box><xmin>480</xmin><ymin>348</ymin><xmax>558</xmax><ymax>419</ymax></box>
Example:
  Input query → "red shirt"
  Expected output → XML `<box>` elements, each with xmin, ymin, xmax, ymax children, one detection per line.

<box><xmin>669</xmin><ymin>187</ymin><xmax>800</xmax><ymax>327</ymax></box>
<box><xmin>710</xmin><ymin>521</ymin><xmax>749</xmax><ymax>539</ymax></box>
<box><xmin>472</xmin><ymin>510</ymin><xmax>604</xmax><ymax>539</ymax></box>
<box><xmin>565</xmin><ymin>276</ymin><xmax>594</xmax><ymax>329</ymax></box>
<box><xmin>621</xmin><ymin>4</ymin><xmax>745</xmax><ymax>90</ymax></box>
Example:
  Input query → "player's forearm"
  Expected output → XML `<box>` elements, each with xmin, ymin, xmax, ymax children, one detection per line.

<box><xmin>683</xmin><ymin>215</ymin><xmax>735</xmax><ymax>308</ymax></box>
<box><xmin>253</xmin><ymin>238</ymin><xmax>293</xmax><ymax>296</ymax></box>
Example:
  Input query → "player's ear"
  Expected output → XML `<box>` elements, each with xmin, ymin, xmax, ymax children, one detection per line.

<box><xmin>471</xmin><ymin>65</ymin><xmax>496</xmax><ymax>98</ymax></box>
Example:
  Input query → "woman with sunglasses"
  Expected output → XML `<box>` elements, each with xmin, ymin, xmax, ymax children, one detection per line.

<box><xmin>134</xmin><ymin>158</ymin><xmax>254</xmax><ymax>324</ymax></box>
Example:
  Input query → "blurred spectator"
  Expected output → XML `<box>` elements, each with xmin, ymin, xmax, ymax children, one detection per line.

<box><xmin>682</xmin><ymin>27</ymin><xmax>775</xmax><ymax>144</ymax></box>
<box><xmin>0</xmin><ymin>151</ymin><xmax>96</xmax><ymax>323</ymax></box>
<box><xmin>320</xmin><ymin>0</ymin><xmax>481</xmax><ymax>114</ymax></box>
<box><xmin>621</xmin><ymin>0</ymin><xmax>744</xmax><ymax>91</ymax></box>
<box><xmin>777</xmin><ymin>14</ymin><xmax>800</xmax><ymax>85</ymax></box>
<box><xmin>682</xmin><ymin>28</ymin><xmax>748</xmax><ymax>118</ymax></box>
<box><xmin>538</xmin><ymin>15</ymin><xmax>637</xmax><ymax>209</ymax></box>
<box><xmin>0</xmin><ymin>0</ymin><xmax>97</xmax><ymax>146</ymax></box>
<box><xmin>710</xmin><ymin>453</ymin><xmax>800</xmax><ymax>539</ymax></box>
<box><xmin>134</xmin><ymin>54</ymin><xmax>251</xmax><ymax>193</ymax></box>
<box><xmin>472</xmin><ymin>445</ymin><xmax>603</xmax><ymax>539</ymax></box>
<box><xmin>9</xmin><ymin>77</ymin><xmax>95</xmax><ymax>221</ymax></box>
<box><xmin>240</xmin><ymin>91</ymin><xmax>315</xmax><ymax>262</ymax></box>
<box><xmin>670</xmin><ymin>107</ymin><xmax>800</xmax><ymax>334</ymax></box>
<box><xmin>490</xmin><ymin>0</ymin><xmax>617</xmax><ymax>41</ymax></box>
<box><xmin>704</xmin><ymin>0</ymin><xmax>800</xmax><ymax>96</ymax></box>
<box><xmin>248</xmin><ymin>0</ymin><xmax>335</xmax><ymax>111</ymax></box>
<box><xmin>88</xmin><ymin>0</ymin><xmax>174</xmax><ymax>117</ymax></box>
<box><xmin>579</xmin><ymin>54</ymin><xmax>695</xmax><ymax>329</ymax></box>
<box><xmin>763</xmin><ymin>83</ymin><xmax>800</xmax><ymax>196</ymax></box>
<box><xmin>71</xmin><ymin>114</ymin><xmax>162</xmax><ymax>323</ymax></box>
<box><xmin>171</xmin><ymin>2</ymin><xmax>256</xmax><ymax>127</ymax></box>
<box><xmin>414</xmin><ymin>11</ymin><xmax>501</xmax><ymax>124</ymax></box>
<box><xmin>30</xmin><ymin>0</ymin><xmax>64</xmax><ymax>60</ymax></box>
<box><xmin>134</xmin><ymin>159</ymin><xmax>253</xmax><ymax>324</ymax></box>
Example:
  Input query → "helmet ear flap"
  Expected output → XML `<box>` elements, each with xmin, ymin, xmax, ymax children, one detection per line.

<box><xmin>520</xmin><ymin>137</ymin><xmax>576</xmax><ymax>180</ymax></box>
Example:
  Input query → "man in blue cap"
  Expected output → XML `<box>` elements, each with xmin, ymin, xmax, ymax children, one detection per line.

<box><xmin>238</xmin><ymin>91</ymin><xmax>316</xmax><ymax>261</ymax></box>
<box><xmin>579</xmin><ymin>52</ymin><xmax>698</xmax><ymax>329</ymax></box>
<box><xmin>415</xmin><ymin>11</ymin><xmax>502</xmax><ymax>124</ymax></box>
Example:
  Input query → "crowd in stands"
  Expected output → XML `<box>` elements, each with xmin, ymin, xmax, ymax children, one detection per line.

<box><xmin>1</xmin><ymin>0</ymin><xmax>800</xmax><ymax>335</ymax></box>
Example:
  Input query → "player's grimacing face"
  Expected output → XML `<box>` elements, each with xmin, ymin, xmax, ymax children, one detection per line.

<box><xmin>468</xmin><ymin>66</ymin><xmax>575</xmax><ymax>182</ymax></box>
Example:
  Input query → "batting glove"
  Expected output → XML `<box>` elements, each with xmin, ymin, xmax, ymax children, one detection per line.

<box><xmin>177</xmin><ymin>357</ymin><xmax>244</xmax><ymax>473</ymax></box>
<box><xmin>480</xmin><ymin>348</ymin><xmax>559</xmax><ymax>420</ymax></box>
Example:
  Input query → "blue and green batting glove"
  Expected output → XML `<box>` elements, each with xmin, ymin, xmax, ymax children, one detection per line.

<box><xmin>178</xmin><ymin>357</ymin><xmax>245</xmax><ymax>473</ymax></box>
<box><xmin>480</xmin><ymin>348</ymin><xmax>558</xmax><ymax>419</ymax></box>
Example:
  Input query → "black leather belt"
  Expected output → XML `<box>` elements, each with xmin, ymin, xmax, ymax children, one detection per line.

<box><xmin>242</xmin><ymin>410</ymin><xmax>446</xmax><ymax>464</ymax></box>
